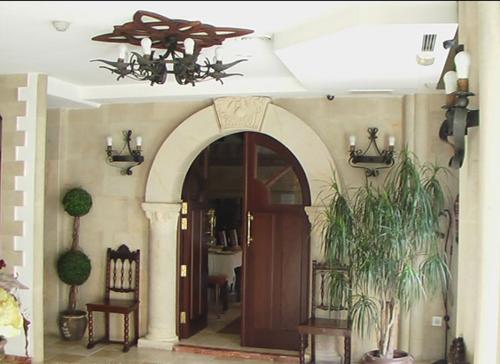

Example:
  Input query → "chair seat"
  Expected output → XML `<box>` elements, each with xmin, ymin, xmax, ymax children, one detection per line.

<box><xmin>208</xmin><ymin>275</ymin><xmax>227</xmax><ymax>285</ymax></box>
<box><xmin>297</xmin><ymin>318</ymin><xmax>351</xmax><ymax>336</ymax></box>
<box><xmin>87</xmin><ymin>299</ymin><xmax>139</xmax><ymax>314</ymax></box>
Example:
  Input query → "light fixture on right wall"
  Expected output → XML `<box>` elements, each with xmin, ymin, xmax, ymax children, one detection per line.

<box><xmin>439</xmin><ymin>48</ymin><xmax>480</xmax><ymax>169</ymax></box>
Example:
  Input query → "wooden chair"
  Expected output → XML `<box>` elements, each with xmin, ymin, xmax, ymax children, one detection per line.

<box><xmin>297</xmin><ymin>260</ymin><xmax>352</xmax><ymax>364</ymax></box>
<box><xmin>207</xmin><ymin>275</ymin><xmax>228</xmax><ymax>315</ymax></box>
<box><xmin>86</xmin><ymin>244</ymin><xmax>140</xmax><ymax>352</ymax></box>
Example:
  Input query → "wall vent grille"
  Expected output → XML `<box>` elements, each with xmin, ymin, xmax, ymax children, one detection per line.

<box><xmin>422</xmin><ymin>34</ymin><xmax>437</xmax><ymax>52</ymax></box>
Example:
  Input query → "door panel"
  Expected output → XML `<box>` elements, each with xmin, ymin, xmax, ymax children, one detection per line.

<box><xmin>242</xmin><ymin>133</ymin><xmax>310</xmax><ymax>351</ymax></box>
<box><xmin>179</xmin><ymin>152</ymin><xmax>209</xmax><ymax>338</ymax></box>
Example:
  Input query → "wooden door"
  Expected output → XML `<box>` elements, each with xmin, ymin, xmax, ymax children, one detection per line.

<box><xmin>179</xmin><ymin>150</ymin><xmax>210</xmax><ymax>338</ymax></box>
<box><xmin>242</xmin><ymin>132</ymin><xmax>310</xmax><ymax>351</ymax></box>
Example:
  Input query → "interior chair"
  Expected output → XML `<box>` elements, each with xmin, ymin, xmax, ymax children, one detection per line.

<box><xmin>297</xmin><ymin>260</ymin><xmax>352</xmax><ymax>364</ymax></box>
<box><xmin>234</xmin><ymin>266</ymin><xmax>241</xmax><ymax>302</ymax></box>
<box><xmin>207</xmin><ymin>275</ymin><xmax>229</xmax><ymax>315</ymax></box>
<box><xmin>86</xmin><ymin>244</ymin><xmax>140</xmax><ymax>352</ymax></box>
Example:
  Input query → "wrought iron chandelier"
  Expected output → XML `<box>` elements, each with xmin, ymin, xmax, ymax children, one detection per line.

<box><xmin>91</xmin><ymin>11</ymin><xmax>254</xmax><ymax>86</ymax></box>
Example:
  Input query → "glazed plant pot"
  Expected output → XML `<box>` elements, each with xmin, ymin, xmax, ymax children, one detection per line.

<box><xmin>362</xmin><ymin>350</ymin><xmax>415</xmax><ymax>364</ymax></box>
<box><xmin>58</xmin><ymin>310</ymin><xmax>87</xmax><ymax>341</ymax></box>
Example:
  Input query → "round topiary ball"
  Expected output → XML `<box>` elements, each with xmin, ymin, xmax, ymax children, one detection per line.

<box><xmin>62</xmin><ymin>188</ymin><xmax>92</xmax><ymax>217</ymax></box>
<box><xmin>57</xmin><ymin>250</ymin><xmax>91</xmax><ymax>286</ymax></box>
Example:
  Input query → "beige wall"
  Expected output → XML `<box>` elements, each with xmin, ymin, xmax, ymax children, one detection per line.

<box><xmin>44</xmin><ymin>95</ymin><xmax>458</xmax><ymax>361</ymax></box>
<box><xmin>455</xmin><ymin>2</ymin><xmax>480</xmax><ymax>362</ymax></box>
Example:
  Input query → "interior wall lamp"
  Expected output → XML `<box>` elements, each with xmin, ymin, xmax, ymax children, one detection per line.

<box><xmin>106</xmin><ymin>130</ymin><xmax>144</xmax><ymax>175</ymax></box>
<box><xmin>439</xmin><ymin>47</ymin><xmax>479</xmax><ymax>169</ymax></box>
<box><xmin>348</xmin><ymin>128</ymin><xmax>396</xmax><ymax>177</ymax></box>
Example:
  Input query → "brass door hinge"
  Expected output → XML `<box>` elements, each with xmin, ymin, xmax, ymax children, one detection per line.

<box><xmin>180</xmin><ymin>264</ymin><xmax>188</xmax><ymax>277</ymax></box>
<box><xmin>180</xmin><ymin>311</ymin><xmax>187</xmax><ymax>324</ymax></box>
<box><xmin>181</xmin><ymin>201</ymin><xmax>188</xmax><ymax>215</ymax></box>
<box><xmin>181</xmin><ymin>217</ymin><xmax>188</xmax><ymax>230</ymax></box>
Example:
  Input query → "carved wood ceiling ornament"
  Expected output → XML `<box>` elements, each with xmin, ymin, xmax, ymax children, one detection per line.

<box><xmin>93</xmin><ymin>10</ymin><xmax>253</xmax><ymax>52</ymax></box>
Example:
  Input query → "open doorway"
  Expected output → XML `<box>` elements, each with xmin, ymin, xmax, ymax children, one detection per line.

<box><xmin>178</xmin><ymin>132</ymin><xmax>310</xmax><ymax>354</ymax></box>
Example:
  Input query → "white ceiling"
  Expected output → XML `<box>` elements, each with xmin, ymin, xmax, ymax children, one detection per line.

<box><xmin>0</xmin><ymin>1</ymin><xmax>457</xmax><ymax>108</ymax></box>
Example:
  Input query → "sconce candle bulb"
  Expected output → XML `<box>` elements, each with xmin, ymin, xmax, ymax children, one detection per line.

<box><xmin>349</xmin><ymin>135</ymin><xmax>356</xmax><ymax>147</ymax></box>
<box><xmin>106</xmin><ymin>136</ymin><xmax>112</xmax><ymax>147</ymax></box>
<box><xmin>388</xmin><ymin>136</ymin><xmax>395</xmax><ymax>148</ymax></box>
<box><xmin>136</xmin><ymin>136</ymin><xmax>142</xmax><ymax>147</ymax></box>
<box><xmin>141</xmin><ymin>37</ymin><xmax>152</xmax><ymax>56</ymax></box>
<box><xmin>454</xmin><ymin>51</ymin><xmax>471</xmax><ymax>92</ymax></box>
<box><xmin>118</xmin><ymin>44</ymin><xmax>128</xmax><ymax>61</ymax></box>
<box><xmin>443</xmin><ymin>71</ymin><xmax>458</xmax><ymax>94</ymax></box>
<box><xmin>184</xmin><ymin>37</ymin><xmax>195</xmax><ymax>55</ymax></box>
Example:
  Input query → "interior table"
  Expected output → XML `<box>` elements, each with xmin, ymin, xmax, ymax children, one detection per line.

<box><xmin>208</xmin><ymin>249</ymin><xmax>242</xmax><ymax>289</ymax></box>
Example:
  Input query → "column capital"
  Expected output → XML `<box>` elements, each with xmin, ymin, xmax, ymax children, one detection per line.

<box><xmin>304</xmin><ymin>205</ymin><xmax>325</xmax><ymax>227</ymax></box>
<box><xmin>142</xmin><ymin>202</ymin><xmax>181</xmax><ymax>223</ymax></box>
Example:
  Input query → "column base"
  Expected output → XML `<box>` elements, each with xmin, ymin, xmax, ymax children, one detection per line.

<box><xmin>138</xmin><ymin>335</ymin><xmax>178</xmax><ymax>350</ymax></box>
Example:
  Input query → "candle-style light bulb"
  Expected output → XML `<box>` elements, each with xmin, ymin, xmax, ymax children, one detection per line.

<box><xmin>214</xmin><ymin>47</ymin><xmax>223</xmax><ymax>62</ymax></box>
<box><xmin>443</xmin><ymin>71</ymin><xmax>458</xmax><ymax>95</ymax></box>
<box><xmin>141</xmin><ymin>37</ymin><xmax>152</xmax><ymax>56</ymax></box>
<box><xmin>118</xmin><ymin>44</ymin><xmax>128</xmax><ymax>61</ymax></box>
<box><xmin>106</xmin><ymin>136</ymin><xmax>113</xmax><ymax>147</ymax></box>
<box><xmin>388</xmin><ymin>136</ymin><xmax>396</xmax><ymax>147</ymax></box>
<box><xmin>349</xmin><ymin>135</ymin><xmax>356</xmax><ymax>147</ymax></box>
<box><xmin>184</xmin><ymin>38</ymin><xmax>195</xmax><ymax>55</ymax></box>
<box><xmin>136</xmin><ymin>136</ymin><xmax>142</xmax><ymax>147</ymax></box>
<box><xmin>454</xmin><ymin>51</ymin><xmax>471</xmax><ymax>79</ymax></box>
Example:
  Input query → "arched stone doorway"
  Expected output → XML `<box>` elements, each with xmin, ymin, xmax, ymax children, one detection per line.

<box><xmin>140</xmin><ymin>97</ymin><xmax>337</xmax><ymax>349</ymax></box>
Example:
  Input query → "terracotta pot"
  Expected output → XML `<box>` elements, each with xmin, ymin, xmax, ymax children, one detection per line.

<box><xmin>362</xmin><ymin>350</ymin><xmax>415</xmax><ymax>364</ymax></box>
<box><xmin>58</xmin><ymin>310</ymin><xmax>87</xmax><ymax>341</ymax></box>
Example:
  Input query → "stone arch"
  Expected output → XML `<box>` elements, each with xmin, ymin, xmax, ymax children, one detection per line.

<box><xmin>139</xmin><ymin>97</ymin><xmax>337</xmax><ymax>350</ymax></box>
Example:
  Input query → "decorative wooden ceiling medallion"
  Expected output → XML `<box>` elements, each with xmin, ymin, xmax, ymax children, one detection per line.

<box><xmin>92</xmin><ymin>10</ymin><xmax>253</xmax><ymax>52</ymax></box>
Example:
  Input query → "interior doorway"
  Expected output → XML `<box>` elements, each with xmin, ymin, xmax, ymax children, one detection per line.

<box><xmin>178</xmin><ymin>132</ymin><xmax>310</xmax><ymax>352</ymax></box>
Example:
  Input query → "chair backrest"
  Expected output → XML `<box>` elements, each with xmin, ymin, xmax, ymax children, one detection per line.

<box><xmin>311</xmin><ymin>260</ymin><xmax>351</xmax><ymax>323</ymax></box>
<box><xmin>105</xmin><ymin>244</ymin><xmax>140</xmax><ymax>302</ymax></box>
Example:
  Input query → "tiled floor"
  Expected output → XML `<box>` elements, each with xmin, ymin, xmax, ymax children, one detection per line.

<box><xmin>41</xmin><ymin>299</ymin><xmax>432</xmax><ymax>364</ymax></box>
<box><xmin>180</xmin><ymin>302</ymin><xmax>297</xmax><ymax>357</ymax></box>
<box><xmin>43</xmin><ymin>334</ymin><xmax>271</xmax><ymax>363</ymax></box>
<box><xmin>42</xmin><ymin>301</ymin><xmax>292</xmax><ymax>364</ymax></box>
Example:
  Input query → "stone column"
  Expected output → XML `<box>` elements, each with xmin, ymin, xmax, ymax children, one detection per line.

<box><xmin>475</xmin><ymin>3</ymin><xmax>500</xmax><ymax>363</ymax></box>
<box><xmin>305</xmin><ymin>206</ymin><xmax>325</xmax><ymax>261</ymax></box>
<box><xmin>138</xmin><ymin>202</ymin><xmax>181</xmax><ymax>350</ymax></box>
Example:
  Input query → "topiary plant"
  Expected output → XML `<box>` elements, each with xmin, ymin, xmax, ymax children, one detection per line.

<box><xmin>62</xmin><ymin>188</ymin><xmax>92</xmax><ymax>217</ymax></box>
<box><xmin>59</xmin><ymin>187</ymin><xmax>93</xmax><ymax>313</ymax></box>
<box><xmin>57</xmin><ymin>250</ymin><xmax>92</xmax><ymax>286</ymax></box>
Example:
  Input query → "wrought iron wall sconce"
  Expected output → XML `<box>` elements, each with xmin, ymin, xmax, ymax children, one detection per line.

<box><xmin>106</xmin><ymin>130</ymin><xmax>144</xmax><ymax>175</ymax></box>
<box><xmin>439</xmin><ymin>47</ymin><xmax>479</xmax><ymax>169</ymax></box>
<box><xmin>349</xmin><ymin>128</ymin><xmax>395</xmax><ymax>177</ymax></box>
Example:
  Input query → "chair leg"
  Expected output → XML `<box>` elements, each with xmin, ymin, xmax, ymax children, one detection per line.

<box><xmin>221</xmin><ymin>281</ymin><xmax>228</xmax><ymax>313</ymax></box>
<box><xmin>104</xmin><ymin>312</ymin><xmax>110</xmax><ymax>342</ymax></box>
<box><xmin>215</xmin><ymin>284</ymin><xmax>219</xmax><ymax>308</ymax></box>
<box><xmin>299</xmin><ymin>334</ymin><xmax>306</xmax><ymax>364</ymax></box>
<box><xmin>123</xmin><ymin>313</ymin><xmax>130</xmax><ymax>353</ymax></box>
<box><xmin>134</xmin><ymin>309</ymin><xmax>139</xmax><ymax>345</ymax></box>
<box><xmin>87</xmin><ymin>310</ymin><xmax>95</xmax><ymax>349</ymax></box>
<box><xmin>344</xmin><ymin>336</ymin><xmax>351</xmax><ymax>364</ymax></box>
<box><xmin>311</xmin><ymin>334</ymin><xmax>315</xmax><ymax>363</ymax></box>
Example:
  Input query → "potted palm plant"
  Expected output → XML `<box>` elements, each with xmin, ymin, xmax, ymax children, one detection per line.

<box><xmin>322</xmin><ymin>149</ymin><xmax>449</xmax><ymax>363</ymax></box>
<box><xmin>57</xmin><ymin>187</ymin><xmax>92</xmax><ymax>340</ymax></box>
